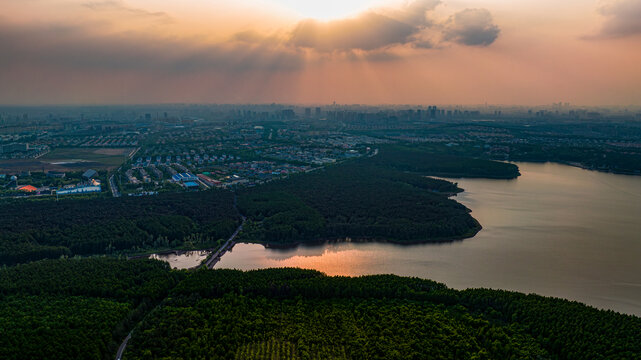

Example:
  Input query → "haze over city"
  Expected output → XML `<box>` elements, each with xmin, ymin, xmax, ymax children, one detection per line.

<box><xmin>3</xmin><ymin>1</ymin><xmax>641</xmax><ymax>359</ymax></box>
<box><xmin>2</xmin><ymin>0</ymin><xmax>641</xmax><ymax>105</ymax></box>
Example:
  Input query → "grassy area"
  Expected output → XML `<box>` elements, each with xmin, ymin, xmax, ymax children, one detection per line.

<box><xmin>0</xmin><ymin>147</ymin><xmax>131</xmax><ymax>172</ymax></box>
<box><xmin>39</xmin><ymin>148</ymin><xmax>131</xmax><ymax>168</ymax></box>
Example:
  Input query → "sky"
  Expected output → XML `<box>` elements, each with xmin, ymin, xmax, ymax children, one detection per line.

<box><xmin>1</xmin><ymin>0</ymin><xmax>641</xmax><ymax>106</ymax></box>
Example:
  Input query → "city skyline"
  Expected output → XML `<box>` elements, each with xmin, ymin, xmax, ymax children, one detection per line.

<box><xmin>2</xmin><ymin>0</ymin><xmax>641</xmax><ymax>105</ymax></box>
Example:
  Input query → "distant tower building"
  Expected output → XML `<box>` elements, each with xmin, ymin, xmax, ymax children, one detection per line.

<box><xmin>315</xmin><ymin>107</ymin><xmax>321</xmax><ymax>117</ymax></box>
<box><xmin>281</xmin><ymin>109</ymin><xmax>295</xmax><ymax>120</ymax></box>
<box><xmin>305</xmin><ymin>108</ymin><xmax>312</xmax><ymax>117</ymax></box>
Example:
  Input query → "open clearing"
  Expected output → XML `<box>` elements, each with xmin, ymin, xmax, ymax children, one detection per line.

<box><xmin>0</xmin><ymin>147</ymin><xmax>133</xmax><ymax>172</ymax></box>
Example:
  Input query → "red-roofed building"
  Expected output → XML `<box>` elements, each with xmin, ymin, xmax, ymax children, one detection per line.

<box><xmin>197</xmin><ymin>174</ymin><xmax>221</xmax><ymax>187</ymax></box>
<box><xmin>18</xmin><ymin>185</ymin><xmax>37</xmax><ymax>193</ymax></box>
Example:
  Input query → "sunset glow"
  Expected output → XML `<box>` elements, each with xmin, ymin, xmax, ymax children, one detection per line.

<box><xmin>272</xmin><ymin>0</ymin><xmax>387</xmax><ymax>20</ymax></box>
<box><xmin>1</xmin><ymin>0</ymin><xmax>641</xmax><ymax>105</ymax></box>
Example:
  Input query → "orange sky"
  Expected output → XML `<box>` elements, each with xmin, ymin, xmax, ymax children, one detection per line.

<box><xmin>1</xmin><ymin>0</ymin><xmax>640</xmax><ymax>105</ymax></box>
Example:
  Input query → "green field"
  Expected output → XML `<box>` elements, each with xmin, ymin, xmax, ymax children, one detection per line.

<box><xmin>40</xmin><ymin>148</ymin><xmax>131</xmax><ymax>168</ymax></box>
<box><xmin>0</xmin><ymin>147</ymin><xmax>132</xmax><ymax>172</ymax></box>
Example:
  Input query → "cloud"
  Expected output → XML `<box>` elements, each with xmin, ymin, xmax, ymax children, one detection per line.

<box><xmin>386</xmin><ymin>0</ymin><xmax>441</xmax><ymax>26</ymax></box>
<box><xmin>411</xmin><ymin>39</ymin><xmax>435</xmax><ymax>49</ymax></box>
<box><xmin>442</xmin><ymin>8</ymin><xmax>500</xmax><ymax>46</ymax></box>
<box><xmin>344</xmin><ymin>49</ymin><xmax>403</xmax><ymax>62</ymax></box>
<box><xmin>0</xmin><ymin>0</ymin><xmax>501</xmax><ymax>82</ymax></box>
<box><xmin>288</xmin><ymin>0</ymin><xmax>441</xmax><ymax>52</ymax></box>
<box><xmin>594</xmin><ymin>0</ymin><xmax>641</xmax><ymax>38</ymax></box>
<box><xmin>83</xmin><ymin>0</ymin><xmax>174</xmax><ymax>24</ymax></box>
<box><xmin>285</xmin><ymin>1</ymin><xmax>499</xmax><ymax>52</ymax></box>
<box><xmin>0</xmin><ymin>22</ymin><xmax>304</xmax><ymax>74</ymax></box>
<box><xmin>289</xmin><ymin>14</ymin><xmax>415</xmax><ymax>51</ymax></box>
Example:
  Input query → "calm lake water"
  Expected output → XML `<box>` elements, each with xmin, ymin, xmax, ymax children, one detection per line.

<box><xmin>149</xmin><ymin>250</ymin><xmax>210</xmax><ymax>270</ymax></box>
<box><xmin>214</xmin><ymin>162</ymin><xmax>641</xmax><ymax>316</ymax></box>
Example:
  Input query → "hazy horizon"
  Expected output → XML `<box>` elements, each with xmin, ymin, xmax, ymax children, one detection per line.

<box><xmin>1</xmin><ymin>103</ymin><xmax>640</xmax><ymax>110</ymax></box>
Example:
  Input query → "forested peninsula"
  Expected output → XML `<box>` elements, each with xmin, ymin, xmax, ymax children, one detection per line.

<box><xmin>0</xmin><ymin>147</ymin><xmax>518</xmax><ymax>265</ymax></box>
<box><xmin>238</xmin><ymin>146</ymin><xmax>518</xmax><ymax>245</ymax></box>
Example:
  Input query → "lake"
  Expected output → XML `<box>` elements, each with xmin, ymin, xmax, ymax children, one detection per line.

<box><xmin>149</xmin><ymin>250</ymin><xmax>210</xmax><ymax>270</ymax></box>
<box><xmin>215</xmin><ymin>162</ymin><xmax>641</xmax><ymax>316</ymax></box>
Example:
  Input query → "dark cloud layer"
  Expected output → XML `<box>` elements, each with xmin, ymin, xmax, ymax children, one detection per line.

<box><xmin>287</xmin><ymin>1</ymin><xmax>499</xmax><ymax>52</ymax></box>
<box><xmin>288</xmin><ymin>0</ymin><xmax>441</xmax><ymax>51</ymax></box>
<box><xmin>0</xmin><ymin>0</ymin><xmax>500</xmax><ymax>81</ymax></box>
<box><xmin>442</xmin><ymin>9</ymin><xmax>500</xmax><ymax>46</ymax></box>
<box><xmin>289</xmin><ymin>14</ymin><xmax>416</xmax><ymax>51</ymax></box>
<box><xmin>0</xmin><ymin>23</ymin><xmax>304</xmax><ymax>74</ymax></box>
<box><xmin>595</xmin><ymin>0</ymin><xmax>641</xmax><ymax>38</ymax></box>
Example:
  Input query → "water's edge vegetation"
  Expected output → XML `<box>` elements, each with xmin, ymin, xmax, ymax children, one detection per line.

<box><xmin>236</xmin><ymin>145</ymin><xmax>518</xmax><ymax>245</ymax></box>
<box><xmin>0</xmin><ymin>146</ymin><xmax>517</xmax><ymax>265</ymax></box>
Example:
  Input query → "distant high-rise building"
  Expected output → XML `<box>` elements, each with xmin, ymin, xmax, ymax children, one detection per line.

<box><xmin>429</xmin><ymin>106</ymin><xmax>437</xmax><ymax>119</ymax></box>
<box><xmin>305</xmin><ymin>108</ymin><xmax>311</xmax><ymax>117</ymax></box>
<box><xmin>145</xmin><ymin>113</ymin><xmax>152</xmax><ymax>121</ymax></box>
<box><xmin>315</xmin><ymin>107</ymin><xmax>321</xmax><ymax>117</ymax></box>
<box><xmin>281</xmin><ymin>109</ymin><xmax>295</xmax><ymax>120</ymax></box>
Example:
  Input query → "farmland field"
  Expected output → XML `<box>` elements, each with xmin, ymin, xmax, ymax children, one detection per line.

<box><xmin>0</xmin><ymin>147</ymin><xmax>133</xmax><ymax>172</ymax></box>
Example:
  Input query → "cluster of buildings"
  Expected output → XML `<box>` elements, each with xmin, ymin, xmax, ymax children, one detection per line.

<box><xmin>311</xmin><ymin>134</ymin><xmax>390</xmax><ymax>148</ymax></box>
<box><xmin>258</xmin><ymin>145</ymin><xmax>362</xmax><ymax>165</ymax></box>
<box><xmin>54</xmin><ymin>169</ymin><xmax>102</xmax><ymax>196</ymax></box>
<box><xmin>78</xmin><ymin>135</ymin><xmax>139</xmax><ymax>147</ymax></box>
<box><xmin>224</xmin><ymin>161</ymin><xmax>311</xmax><ymax>185</ymax></box>
<box><xmin>124</xmin><ymin>159</ymin><xmax>313</xmax><ymax>192</ymax></box>
<box><xmin>134</xmin><ymin>153</ymin><xmax>239</xmax><ymax>169</ymax></box>
<box><xmin>171</xmin><ymin>172</ymin><xmax>200</xmax><ymax>189</ymax></box>
<box><xmin>1</xmin><ymin>169</ymin><xmax>102</xmax><ymax>197</ymax></box>
<box><xmin>0</xmin><ymin>142</ymin><xmax>50</xmax><ymax>159</ymax></box>
<box><xmin>125</xmin><ymin>168</ymin><xmax>143</xmax><ymax>184</ymax></box>
<box><xmin>0</xmin><ymin>143</ymin><xmax>29</xmax><ymax>153</ymax></box>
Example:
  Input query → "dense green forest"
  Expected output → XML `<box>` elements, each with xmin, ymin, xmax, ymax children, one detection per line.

<box><xmin>0</xmin><ymin>258</ymin><xmax>185</xmax><ymax>360</ymax></box>
<box><xmin>0</xmin><ymin>190</ymin><xmax>240</xmax><ymax>265</ymax></box>
<box><xmin>504</xmin><ymin>143</ymin><xmax>641</xmax><ymax>174</ymax></box>
<box><xmin>2</xmin><ymin>260</ymin><xmax>639</xmax><ymax>359</ymax></box>
<box><xmin>0</xmin><ymin>146</ymin><xmax>517</xmax><ymax>265</ymax></box>
<box><xmin>126</xmin><ymin>268</ymin><xmax>641</xmax><ymax>360</ymax></box>
<box><xmin>371</xmin><ymin>145</ymin><xmax>521</xmax><ymax>179</ymax></box>
<box><xmin>237</xmin><ymin>147</ymin><xmax>509</xmax><ymax>244</ymax></box>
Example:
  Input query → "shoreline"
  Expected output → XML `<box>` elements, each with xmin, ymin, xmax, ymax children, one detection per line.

<box><xmin>508</xmin><ymin>159</ymin><xmax>641</xmax><ymax>177</ymax></box>
<box><xmin>139</xmin><ymin>224</ymin><xmax>483</xmax><ymax>262</ymax></box>
<box><xmin>240</xmin><ymin>224</ymin><xmax>483</xmax><ymax>250</ymax></box>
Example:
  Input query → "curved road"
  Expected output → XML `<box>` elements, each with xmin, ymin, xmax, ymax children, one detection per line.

<box><xmin>115</xmin><ymin>332</ymin><xmax>131</xmax><ymax>360</ymax></box>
